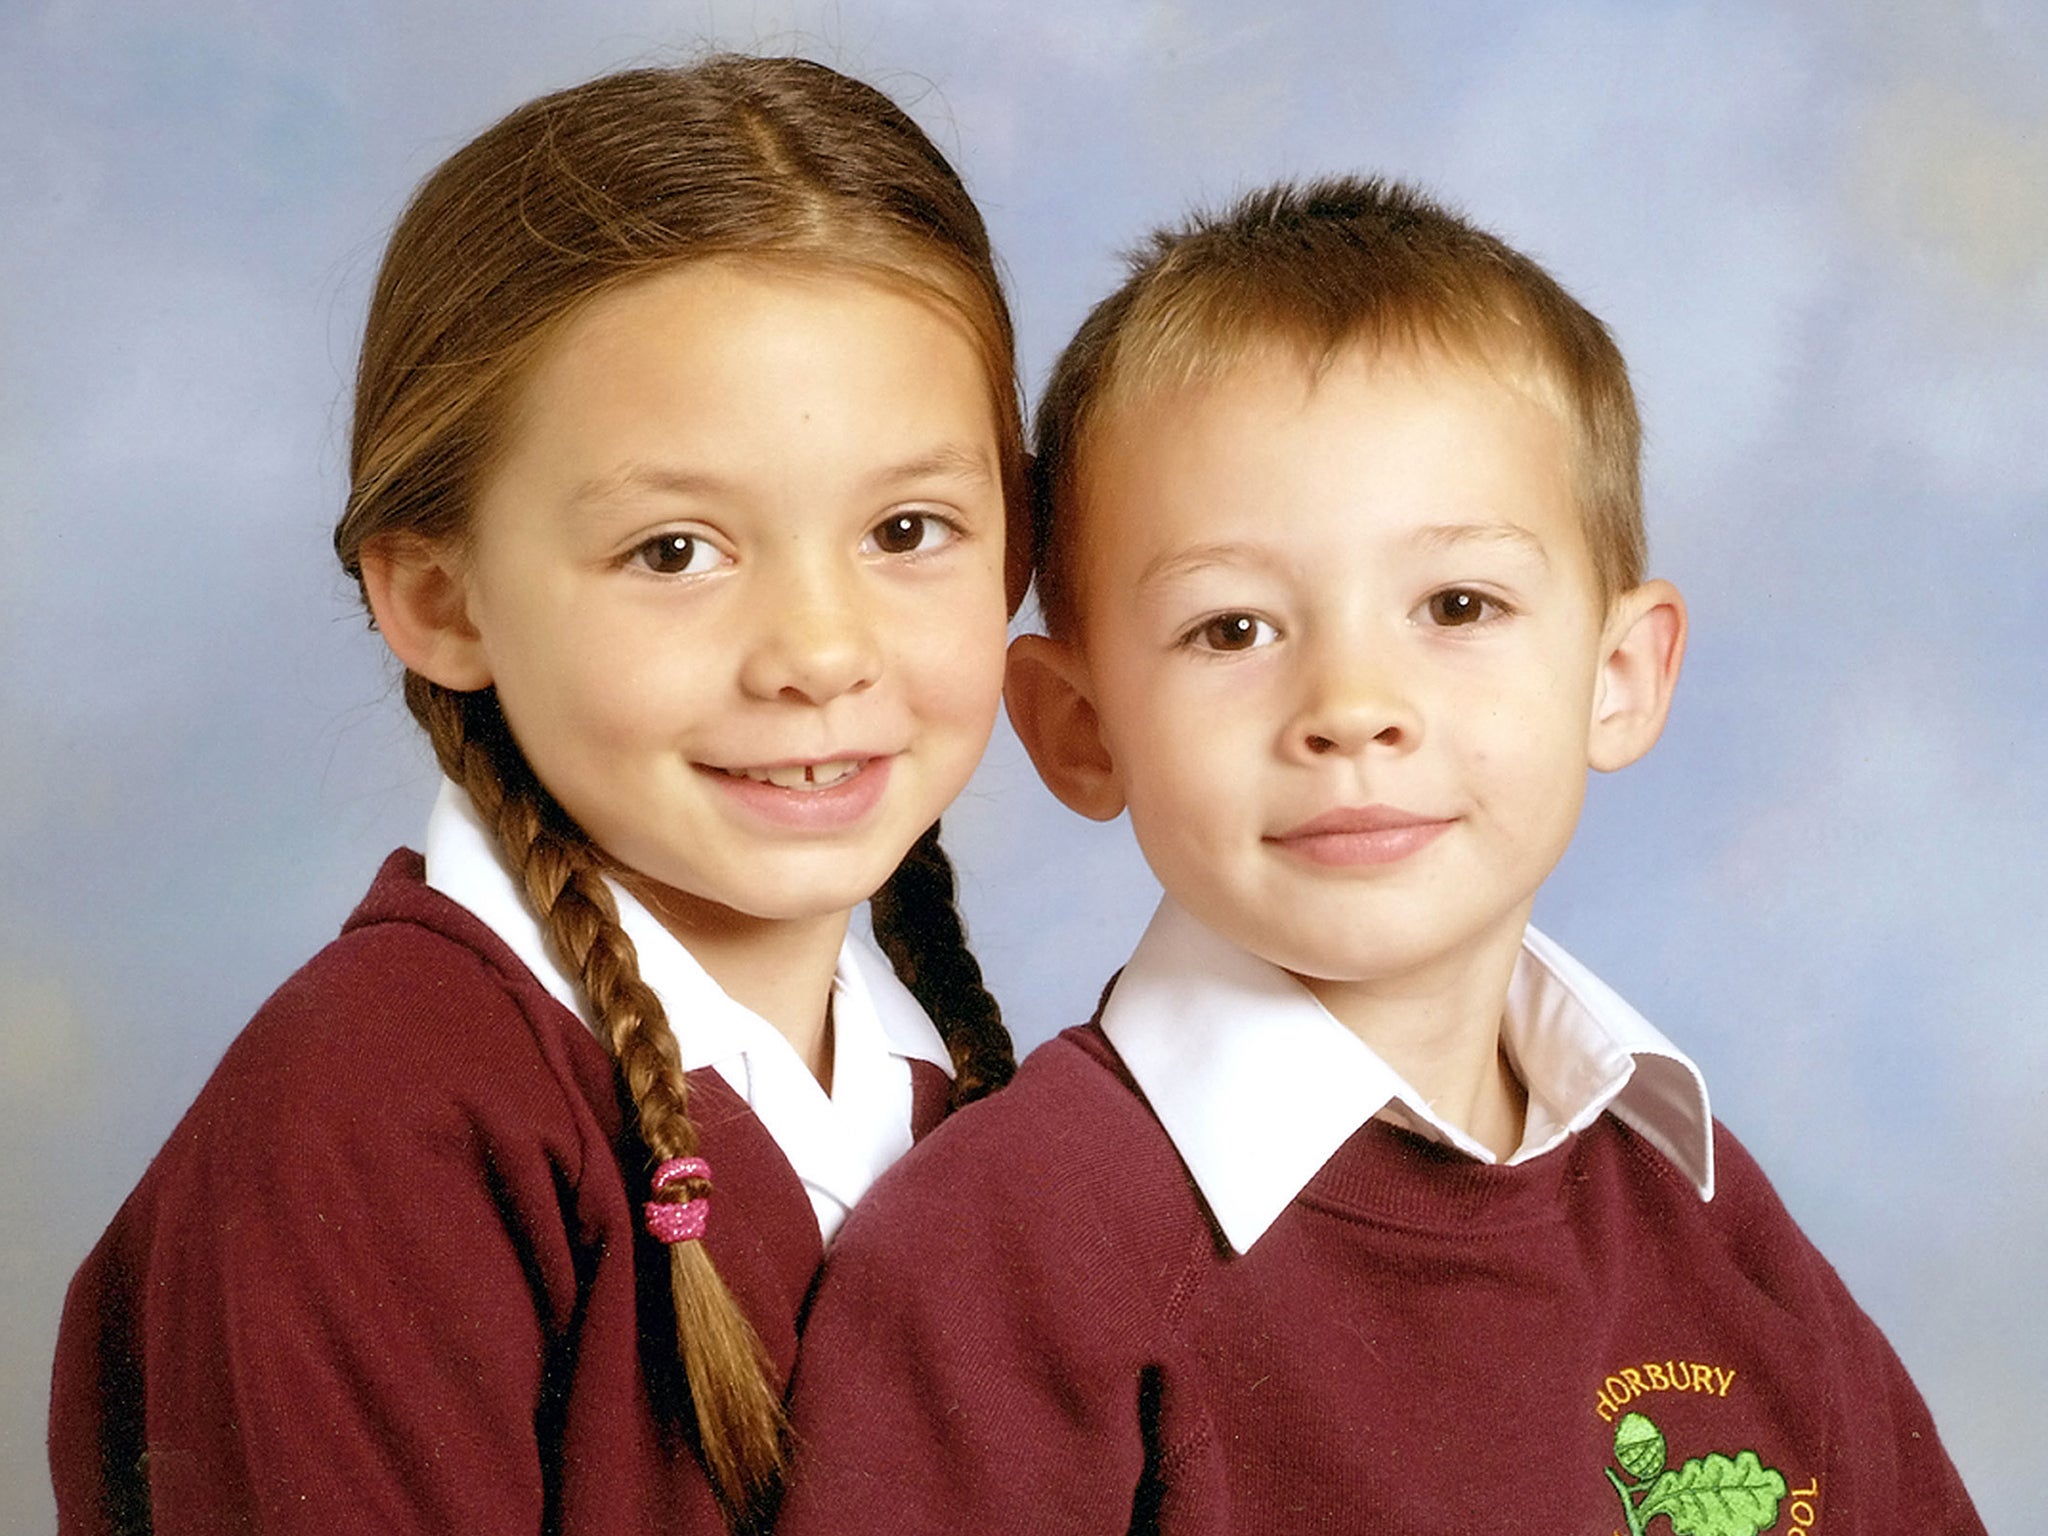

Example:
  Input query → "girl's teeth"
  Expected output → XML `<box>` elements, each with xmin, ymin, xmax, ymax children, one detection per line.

<box><xmin>735</xmin><ymin>760</ymin><xmax>859</xmax><ymax>790</ymax></box>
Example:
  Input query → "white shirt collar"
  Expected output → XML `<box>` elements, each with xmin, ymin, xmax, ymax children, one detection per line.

<box><xmin>1099</xmin><ymin>897</ymin><xmax>1714</xmax><ymax>1256</ymax></box>
<box><xmin>421</xmin><ymin>778</ymin><xmax>952</xmax><ymax>1243</ymax></box>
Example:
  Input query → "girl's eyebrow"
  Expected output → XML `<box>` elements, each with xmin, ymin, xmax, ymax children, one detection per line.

<box><xmin>567</xmin><ymin>444</ymin><xmax>996</xmax><ymax>510</ymax></box>
<box><xmin>871</xmin><ymin>443</ymin><xmax>997</xmax><ymax>491</ymax></box>
<box><xmin>567</xmin><ymin>463</ymin><xmax>724</xmax><ymax>509</ymax></box>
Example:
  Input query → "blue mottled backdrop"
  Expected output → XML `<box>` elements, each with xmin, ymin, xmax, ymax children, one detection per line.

<box><xmin>3</xmin><ymin>2</ymin><xmax>2041</xmax><ymax>1528</ymax></box>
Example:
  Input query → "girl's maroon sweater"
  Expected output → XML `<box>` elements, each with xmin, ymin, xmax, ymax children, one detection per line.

<box><xmin>50</xmin><ymin>850</ymin><xmax>947</xmax><ymax>1535</ymax></box>
<box><xmin>780</xmin><ymin>1023</ymin><xmax>1982</xmax><ymax>1536</ymax></box>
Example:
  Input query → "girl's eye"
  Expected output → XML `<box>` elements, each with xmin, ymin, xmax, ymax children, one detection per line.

<box><xmin>1423</xmin><ymin>588</ymin><xmax>1501</xmax><ymax>627</ymax></box>
<box><xmin>865</xmin><ymin>511</ymin><xmax>956</xmax><ymax>557</ymax></box>
<box><xmin>1188</xmin><ymin>613</ymin><xmax>1278</xmax><ymax>652</ymax></box>
<box><xmin>630</xmin><ymin>532</ymin><xmax>725</xmax><ymax>576</ymax></box>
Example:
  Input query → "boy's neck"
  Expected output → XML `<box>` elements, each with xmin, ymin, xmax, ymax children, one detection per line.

<box><xmin>1296</xmin><ymin>925</ymin><xmax>1530</xmax><ymax>1161</ymax></box>
<box><xmin>622</xmin><ymin>879</ymin><xmax>848</xmax><ymax>1092</ymax></box>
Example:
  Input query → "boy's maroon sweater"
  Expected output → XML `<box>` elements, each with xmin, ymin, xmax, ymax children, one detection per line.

<box><xmin>50</xmin><ymin>850</ymin><xmax>947</xmax><ymax>1535</ymax></box>
<box><xmin>781</xmin><ymin>1023</ymin><xmax>1982</xmax><ymax>1536</ymax></box>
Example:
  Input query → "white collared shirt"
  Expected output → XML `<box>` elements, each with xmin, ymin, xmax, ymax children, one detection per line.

<box><xmin>421</xmin><ymin>779</ymin><xmax>953</xmax><ymax>1244</ymax></box>
<box><xmin>1099</xmin><ymin>897</ymin><xmax>1715</xmax><ymax>1255</ymax></box>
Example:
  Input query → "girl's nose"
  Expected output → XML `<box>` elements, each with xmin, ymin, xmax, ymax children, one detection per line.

<box><xmin>1283</xmin><ymin>644</ymin><xmax>1419</xmax><ymax>762</ymax></box>
<box><xmin>737</xmin><ymin>568</ymin><xmax>882</xmax><ymax>705</ymax></box>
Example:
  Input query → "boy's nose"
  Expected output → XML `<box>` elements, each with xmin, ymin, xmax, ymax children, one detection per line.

<box><xmin>1284</xmin><ymin>649</ymin><xmax>1418</xmax><ymax>761</ymax></box>
<box><xmin>737</xmin><ymin>567</ymin><xmax>882</xmax><ymax>705</ymax></box>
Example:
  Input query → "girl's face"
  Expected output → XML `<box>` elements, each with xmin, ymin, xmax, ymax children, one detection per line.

<box><xmin>453</xmin><ymin>260</ymin><xmax>1010</xmax><ymax>935</ymax></box>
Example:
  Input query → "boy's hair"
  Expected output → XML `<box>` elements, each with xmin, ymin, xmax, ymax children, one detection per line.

<box><xmin>1031</xmin><ymin>176</ymin><xmax>1644</xmax><ymax>634</ymax></box>
<box><xmin>331</xmin><ymin>57</ymin><xmax>1019</xmax><ymax>1523</ymax></box>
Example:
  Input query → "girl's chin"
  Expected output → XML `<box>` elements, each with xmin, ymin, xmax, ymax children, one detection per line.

<box><xmin>620</xmin><ymin>865</ymin><xmax>892</xmax><ymax>935</ymax></box>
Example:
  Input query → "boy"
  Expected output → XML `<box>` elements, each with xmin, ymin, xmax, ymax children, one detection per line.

<box><xmin>776</xmin><ymin>179</ymin><xmax>1982</xmax><ymax>1533</ymax></box>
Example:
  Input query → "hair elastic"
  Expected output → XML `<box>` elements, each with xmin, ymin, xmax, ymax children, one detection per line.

<box><xmin>644</xmin><ymin>1155</ymin><xmax>713</xmax><ymax>1245</ymax></box>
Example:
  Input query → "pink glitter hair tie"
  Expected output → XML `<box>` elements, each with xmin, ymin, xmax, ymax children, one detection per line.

<box><xmin>644</xmin><ymin>1156</ymin><xmax>713</xmax><ymax>1245</ymax></box>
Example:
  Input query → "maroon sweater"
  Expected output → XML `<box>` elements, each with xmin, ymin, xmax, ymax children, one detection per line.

<box><xmin>781</xmin><ymin>1023</ymin><xmax>1982</xmax><ymax>1536</ymax></box>
<box><xmin>49</xmin><ymin>851</ymin><xmax>947</xmax><ymax>1535</ymax></box>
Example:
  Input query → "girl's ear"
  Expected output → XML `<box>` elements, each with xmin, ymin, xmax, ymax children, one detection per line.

<box><xmin>1004</xmin><ymin>634</ymin><xmax>1126</xmax><ymax>821</ymax></box>
<box><xmin>357</xmin><ymin>533</ymin><xmax>495</xmax><ymax>692</ymax></box>
<box><xmin>1588</xmin><ymin>578</ymin><xmax>1687</xmax><ymax>773</ymax></box>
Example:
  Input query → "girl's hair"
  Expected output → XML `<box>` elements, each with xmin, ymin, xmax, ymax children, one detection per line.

<box><xmin>333</xmin><ymin>57</ymin><xmax>1020</xmax><ymax>1525</ymax></box>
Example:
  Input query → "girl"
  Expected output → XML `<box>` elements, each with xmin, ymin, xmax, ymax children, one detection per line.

<box><xmin>51</xmin><ymin>56</ymin><xmax>1022</xmax><ymax>1535</ymax></box>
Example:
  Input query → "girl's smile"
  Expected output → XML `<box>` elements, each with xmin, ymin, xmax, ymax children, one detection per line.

<box><xmin>430</xmin><ymin>259</ymin><xmax>1011</xmax><ymax>950</ymax></box>
<box><xmin>715</xmin><ymin>759</ymin><xmax>869</xmax><ymax>790</ymax></box>
<box><xmin>703</xmin><ymin>754</ymin><xmax>895</xmax><ymax>830</ymax></box>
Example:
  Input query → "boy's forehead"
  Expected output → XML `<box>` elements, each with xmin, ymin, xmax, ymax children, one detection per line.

<box><xmin>1063</xmin><ymin>337</ymin><xmax>1590</xmax><ymax>603</ymax></box>
<box><xmin>1102</xmin><ymin>322</ymin><xmax>1563</xmax><ymax>430</ymax></box>
<box><xmin>1077</xmin><ymin>333</ymin><xmax>1565</xmax><ymax>503</ymax></box>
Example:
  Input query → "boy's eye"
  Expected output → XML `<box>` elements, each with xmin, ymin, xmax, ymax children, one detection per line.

<box><xmin>1423</xmin><ymin>589</ymin><xmax>1499</xmax><ymax>627</ymax></box>
<box><xmin>630</xmin><ymin>532</ymin><xmax>725</xmax><ymax>576</ymax></box>
<box><xmin>1189</xmin><ymin>613</ymin><xmax>1278</xmax><ymax>652</ymax></box>
<box><xmin>865</xmin><ymin>510</ymin><xmax>956</xmax><ymax>556</ymax></box>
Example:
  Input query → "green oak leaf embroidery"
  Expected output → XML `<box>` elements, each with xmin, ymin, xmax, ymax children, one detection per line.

<box><xmin>1604</xmin><ymin>1412</ymin><xmax>1788</xmax><ymax>1536</ymax></box>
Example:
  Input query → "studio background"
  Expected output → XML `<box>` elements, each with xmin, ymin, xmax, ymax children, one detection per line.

<box><xmin>3</xmin><ymin>2</ymin><xmax>2041</xmax><ymax>1529</ymax></box>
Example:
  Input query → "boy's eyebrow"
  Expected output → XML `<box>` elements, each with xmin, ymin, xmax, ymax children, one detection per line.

<box><xmin>1135</xmin><ymin>540</ymin><xmax>1282</xmax><ymax>589</ymax></box>
<box><xmin>1135</xmin><ymin>523</ymin><xmax>1551</xmax><ymax>590</ymax></box>
<box><xmin>1410</xmin><ymin>521</ymin><xmax>1551</xmax><ymax>565</ymax></box>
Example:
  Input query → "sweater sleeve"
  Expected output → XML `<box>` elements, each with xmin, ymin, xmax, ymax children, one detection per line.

<box><xmin>1839</xmin><ymin>1323</ymin><xmax>1986</xmax><ymax>1536</ymax></box>
<box><xmin>1710</xmin><ymin>1128</ymin><xmax>1987</xmax><ymax>1534</ymax></box>
<box><xmin>51</xmin><ymin>920</ymin><xmax>602</xmax><ymax>1535</ymax></box>
<box><xmin>778</xmin><ymin>1034</ymin><xmax>1208</xmax><ymax>1536</ymax></box>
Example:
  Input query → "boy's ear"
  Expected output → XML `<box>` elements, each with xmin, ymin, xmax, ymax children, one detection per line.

<box><xmin>357</xmin><ymin>532</ymin><xmax>494</xmax><ymax>692</ymax></box>
<box><xmin>1004</xmin><ymin>633</ymin><xmax>1126</xmax><ymax>821</ymax></box>
<box><xmin>1587</xmin><ymin>578</ymin><xmax>1687</xmax><ymax>773</ymax></box>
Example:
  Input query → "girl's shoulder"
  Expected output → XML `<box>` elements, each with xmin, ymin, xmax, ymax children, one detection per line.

<box><xmin>157</xmin><ymin>849</ymin><xmax>625</xmax><ymax>1200</ymax></box>
<box><xmin>289</xmin><ymin>847</ymin><xmax>561</xmax><ymax>1018</ymax></box>
<box><xmin>53</xmin><ymin>853</ymin><xmax>650</xmax><ymax>1531</ymax></box>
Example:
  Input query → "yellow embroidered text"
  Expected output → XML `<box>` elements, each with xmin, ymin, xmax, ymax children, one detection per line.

<box><xmin>1784</xmin><ymin>1478</ymin><xmax>1820</xmax><ymax>1534</ymax></box>
<box><xmin>1594</xmin><ymin>1360</ymin><xmax>1737</xmax><ymax>1423</ymax></box>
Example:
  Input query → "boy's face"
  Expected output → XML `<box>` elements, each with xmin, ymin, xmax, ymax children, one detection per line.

<box><xmin>1013</xmin><ymin>344</ymin><xmax>1678</xmax><ymax>1013</ymax></box>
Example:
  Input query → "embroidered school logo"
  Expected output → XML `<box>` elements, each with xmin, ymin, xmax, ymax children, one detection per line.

<box><xmin>1603</xmin><ymin>1411</ymin><xmax>1788</xmax><ymax>1536</ymax></box>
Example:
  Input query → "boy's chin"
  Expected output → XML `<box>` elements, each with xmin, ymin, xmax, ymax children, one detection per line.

<box><xmin>1231</xmin><ymin>918</ymin><xmax>1531</xmax><ymax>999</ymax></box>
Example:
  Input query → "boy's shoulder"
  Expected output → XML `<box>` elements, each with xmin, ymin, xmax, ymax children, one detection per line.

<box><xmin>826</xmin><ymin>1021</ymin><xmax>1220</xmax><ymax>1305</ymax></box>
<box><xmin>892</xmin><ymin>1021</ymin><xmax>1190</xmax><ymax>1193</ymax></box>
<box><xmin>1691</xmin><ymin>1118</ymin><xmax>1852</xmax><ymax>1307</ymax></box>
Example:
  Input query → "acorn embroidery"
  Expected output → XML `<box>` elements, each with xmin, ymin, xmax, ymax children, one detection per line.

<box><xmin>1604</xmin><ymin>1411</ymin><xmax>1788</xmax><ymax>1536</ymax></box>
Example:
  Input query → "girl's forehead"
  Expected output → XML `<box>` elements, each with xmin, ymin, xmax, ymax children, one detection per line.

<box><xmin>503</xmin><ymin>256</ymin><xmax>1005</xmax><ymax>435</ymax></box>
<box><xmin>472</xmin><ymin>263</ymin><xmax>1006</xmax><ymax>532</ymax></box>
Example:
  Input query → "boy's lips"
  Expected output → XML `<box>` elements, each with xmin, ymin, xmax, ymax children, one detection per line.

<box><xmin>1267</xmin><ymin>805</ymin><xmax>1454</xmax><ymax>867</ymax></box>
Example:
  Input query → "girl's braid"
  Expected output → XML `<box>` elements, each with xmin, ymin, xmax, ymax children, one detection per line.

<box><xmin>868</xmin><ymin>820</ymin><xmax>1015</xmax><ymax>1106</ymax></box>
<box><xmin>412</xmin><ymin>676</ymin><xmax>785</xmax><ymax>1523</ymax></box>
